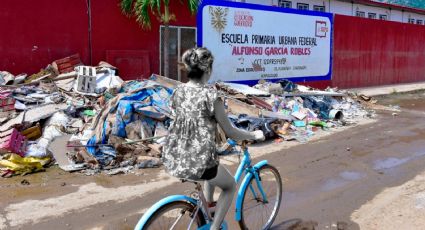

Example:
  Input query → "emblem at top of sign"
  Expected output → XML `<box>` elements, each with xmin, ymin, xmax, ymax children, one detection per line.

<box><xmin>209</xmin><ymin>6</ymin><xmax>229</xmax><ymax>33</ymax></box>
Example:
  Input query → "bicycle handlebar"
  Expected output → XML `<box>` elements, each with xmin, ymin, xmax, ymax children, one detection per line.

<box><xmin>217</xmin><ymin>139</ymin><xmax>249</xmax><ymax>156</ymax></box>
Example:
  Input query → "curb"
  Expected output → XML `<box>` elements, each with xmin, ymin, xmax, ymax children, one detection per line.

<box><xmin>349</xmin><ymin>81</ymin><xmax>425</xmax><ymax>97</ymax></box>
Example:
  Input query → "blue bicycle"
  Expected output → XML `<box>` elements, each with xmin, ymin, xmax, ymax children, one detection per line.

<box><xmin>135</xmin><ymin>139</ymin><xmax>283</xmax><ymax>230</ymax></box>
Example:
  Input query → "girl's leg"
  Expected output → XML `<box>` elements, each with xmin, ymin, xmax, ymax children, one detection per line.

<box><xmin>206</xmin><ymin>165</ymin><xmax>236</xmax><ymax>230</ymax></box>
<box><xmin>204</xmin><ymin>180</ymin><xmax>215</xmax><ymax>203</ymax></box>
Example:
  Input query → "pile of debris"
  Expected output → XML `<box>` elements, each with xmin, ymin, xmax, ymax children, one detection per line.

<box><xmin>215</xmin><ymin>79</ymin><xmax>373</xmax><ymax>143</ymax></box>
<box><xmin>0</xmin><ymin>54</ymin><xmax>167</xmax><ymax>177</ymax></box>
<box><xmin>0</xmin><ymin>54</ymin><xmax>374</xmax><ymax>177</ymax></box>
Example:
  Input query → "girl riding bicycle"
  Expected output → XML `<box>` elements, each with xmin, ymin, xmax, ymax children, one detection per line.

<box><xmin>162</xmin><ymin>47</ymin><xmax>264</xmax><ymax>230</ymax></box>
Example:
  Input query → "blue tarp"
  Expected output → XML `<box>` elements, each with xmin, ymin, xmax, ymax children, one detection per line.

<box><xmin>87</xmin><ymin>81</ymin><xmax>173</xmax><ymax>165</ymax></box>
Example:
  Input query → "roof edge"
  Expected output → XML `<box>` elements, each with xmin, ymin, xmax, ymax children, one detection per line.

<box><xmin>348</xmin><ymin>0</ymin><xmax>425</xmax><ymax>15</ymax></box>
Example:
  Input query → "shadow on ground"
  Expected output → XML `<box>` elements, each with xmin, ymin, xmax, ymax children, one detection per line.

<box><xmin>272</xmin><ymin>218</ymin><xmax>351</xmax><ymax>230</ymax></box>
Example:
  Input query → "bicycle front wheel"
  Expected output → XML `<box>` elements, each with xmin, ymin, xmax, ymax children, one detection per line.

<box><xmin>141</xmin><ymin>201</ymin><xmax>206</xmax><ymax>230</ymax></box>
<box><xmin>239</xmin><ymin>164</ymin><xmax>283</xmax><ymax>230</ymax></box>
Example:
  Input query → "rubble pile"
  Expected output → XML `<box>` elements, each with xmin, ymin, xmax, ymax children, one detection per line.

<box><xmin>0</xmin><ymin>54</ymin><xmax>373</xmax><ymax>177</ymax></box>
<box><xmin>216</xmin><ymin>80</ymin><xmax>373</xmax><ymax>143</ymax></box>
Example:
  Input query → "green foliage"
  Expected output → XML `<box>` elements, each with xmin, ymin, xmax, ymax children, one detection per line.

<box><xmin>120</xmin><ymin>0</ymin><xmax>201</xmax><ymax>29</ymax></box>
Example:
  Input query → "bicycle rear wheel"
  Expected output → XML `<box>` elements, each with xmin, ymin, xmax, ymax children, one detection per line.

<box><xmin>239</xmin><ymin>164</ymin><xmax>283</xmax><ymax>230</ymax></box>
<box><xmin>142</xmin><ymin>201</ymin><xmax>206</xmax><ymax>230</ymax></box>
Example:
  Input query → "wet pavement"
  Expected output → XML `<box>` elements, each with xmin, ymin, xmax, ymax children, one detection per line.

<box><xmin>1</xmin><ymin>91</ymin><xmax>425</xmax><ymax>230</ymax></box>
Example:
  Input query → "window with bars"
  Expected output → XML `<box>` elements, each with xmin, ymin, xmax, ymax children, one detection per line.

<box><xmin>279</xmin><ymin>0</ymin><xmax>292</xmax><ymax>8</ymax></box>
<box><xmin>417</xmin><ymin>20</ymin><xmax>423</xmax><ymax>25</ymax></box>
<box><xmin>379</xmin><ymin>14</ymin><xmax>387</xmax><ymax>20</ymax></box>
<box><xmin>356</xmin><ymin>11</ymin><xmax>365</xmax><ymax>18</ymax></box>
<box><xmin>297</xmin><ymin>3</ymin><xmax>309</xmax><ymax>11</ymax></box>
<box><xmin>313</xmin><ymin>5</ymin><xmax>325</xmax><ymax>12</ymax></box>
<box><xmin>160</xmin><ymin>26</ymin><xmax>196</xmax><ymax>82</ymax></box>
<box><xmin>408</xmin><ymin>18</ymin><xmax>415</xmax><ymax>24</ymax></box>
<box><xmin>368</xmin><ymin>13</ymin><xmax>377</xmax><ymax>19</ymax></box>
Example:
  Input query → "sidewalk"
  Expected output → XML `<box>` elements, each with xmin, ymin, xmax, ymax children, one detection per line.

<box><xmin>349</xmin><ymin>81</ymin><xmax>425</xmax><ymax>97</ymax></box>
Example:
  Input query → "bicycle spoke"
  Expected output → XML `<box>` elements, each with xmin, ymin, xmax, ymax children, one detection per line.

<box><xmin>144</xmin><ymin>202</ymin><xmax>201</xmax><ymax>230</ymax></box>
<box><xmin>240</xmin><ymin>165</ymin><xmax>282</xmax><ymax>230</ymax></box>
<box><xmin>170</xmin><ymin>212</ymin><xmax>184</xmax><ymax>230</ymax></box>
<box><xmin>187</xmin><ymin>205</ymin><xmax>199</xmax><ymax>230</ymax></box>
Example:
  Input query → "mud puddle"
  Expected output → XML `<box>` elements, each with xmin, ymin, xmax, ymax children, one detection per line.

<box><xmin>377</xmin><ymin>90</ymin><xmax>425</xmax><ymax>110</ymax></box>
<box><xmin>322</xmin><ymin>171</ymin><xmax>365</xmax><ymax>191</ymax></box>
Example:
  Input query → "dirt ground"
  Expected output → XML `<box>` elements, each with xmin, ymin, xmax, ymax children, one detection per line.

<box><xmin>351</xmin><ymin>170</ymin><xmax>425</xmax><ymax>230</ymax></box>
<box><xmin>1</xmin><ymin>90</ymin><xmax>425</xmax><ymax>230</ymax></box>
<box><xmin>350</xmin><ymin>91</ymin><xmax>425</xmax><ymax>230</ymax></box>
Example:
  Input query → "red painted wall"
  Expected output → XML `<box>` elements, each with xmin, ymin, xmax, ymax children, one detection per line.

<box><xmin>0</xmin><ymin>0</ymin><xmax>90</xmax><ymax>76</ymax></box>
<box><xmin>0</xmin><ymin>0</ymin><xmax>196</xmax><ymax>78</ymax></box>
<box><xmin>332</xmin><ymin>14</ymin><xmax>425</xmax><ymax>88</ymax></box>
<box><xmin>90</xmin><ymin>0</ymin><xmax>196</xmax><ymax>79</ymax></box>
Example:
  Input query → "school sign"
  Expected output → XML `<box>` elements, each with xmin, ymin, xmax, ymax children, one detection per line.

<box><xmin>197</xmin><ymin>1</ymin><xmax>333</xmax><ymax>84</ymax></box>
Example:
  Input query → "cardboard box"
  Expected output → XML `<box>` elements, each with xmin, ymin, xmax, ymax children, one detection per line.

<box><xmin>0</xmin><ymin>129</ymin><xmax>27</xmax><ymax>156</ymax></box>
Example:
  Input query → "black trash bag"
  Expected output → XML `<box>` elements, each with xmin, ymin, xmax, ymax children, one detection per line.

<box><xmin>65</xmin><ymin>106</ymin><xmax>78</xmax><ymax>118</ymax></box>
<box><xmin>302</xmin><ymin>96</ymin><xmax>334</xmax><ymax>119</ymax></box>
<box><xmin>228</xmin><ymin>114</ymin><xmax>277</xmax><ymax>139</ymax></box>
<box><xmin>277</xmin><ymin>79</ymin><xmax>296</xmax><ymax>92</ymax></box>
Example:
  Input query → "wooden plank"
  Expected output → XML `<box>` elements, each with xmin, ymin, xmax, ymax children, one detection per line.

<box><xmin>227</xmin><ymin>98</ymin><xmax>260</xmax><ymax>117</ymax></box>
<box><xmin>150</xmin><ymin>74</ymin><xmax>182</xmax><ymax>89</ymax></box>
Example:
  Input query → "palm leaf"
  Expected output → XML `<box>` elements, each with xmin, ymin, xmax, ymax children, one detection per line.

<box><xmin>120</xmin><ymin>0</ymin><xmax>134</xmax><ymax>15</ymax></box>
<box><xmin>120</xmin><ymin>0</ymin><xmax>201</xmax><ymax>29</ymax></box>
<box><xmin>187</xmin><ymin>0</ymin><xmax>201</xmax><ymax>14</ymax></box>
<box><xmin>135</xmin><ymin>0</ymin><xmax>152</xmax><ymax>29</ymax></box>
<box><xmin>150</xmin><ymin>0</ymin><xmax>161</xmax><ymax>15</ymax></box>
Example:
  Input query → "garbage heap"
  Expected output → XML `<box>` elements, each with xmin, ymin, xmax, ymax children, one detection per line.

<box><xmin>217</xmin><ymin>79</ymin><xmax>372</xmax><ymax>143</ymax></box>
<box><xmin>0</xmin><ymin>54</ymin><xmax>373</xmax><ymax>177</ymax></box>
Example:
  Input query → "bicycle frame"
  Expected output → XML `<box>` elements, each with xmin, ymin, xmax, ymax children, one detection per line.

<box><xmin>230</xmin><ymin>139</ymin><xmax>269</xmax><ymax>221</ymax></box>
<box><xmin>134</xmin><ymin>139</ymin><xmax>269</xmax><ymax>229</ymax></box>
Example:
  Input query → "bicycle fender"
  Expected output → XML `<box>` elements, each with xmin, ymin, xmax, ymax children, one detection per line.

<box><xmin>134</xmin><ymin>195</ymin><xmax>197</xmax><ymax>230</ymax></box>
<box><xmin>235</xmin><ymin>160</ymin><xmax>268</xmax><ymax>221</ymax></box>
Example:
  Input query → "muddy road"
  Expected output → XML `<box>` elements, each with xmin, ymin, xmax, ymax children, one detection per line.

<box><xmin>1</xmin><ymin>91</ymin><xmax>425</xmax><ymax>230</ymax></box>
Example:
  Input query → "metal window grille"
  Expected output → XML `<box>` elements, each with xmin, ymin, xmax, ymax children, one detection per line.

<box><xmin>313</xmin><ymin>5</ymin><xmax>325</xmax><ymax>12</ymax></box>
<box><xmin>279</xmin><ymin>0</ymin><xmax>292</xmax><ymax>8</ymax></box>
<box><xmin>356</xmin><ymin>11</ymin><xmax>365</xmax><ymax>18</ymax></box>
<box><xmin>297</xmin><ymin>3</ymin><xmax>309</xmax><ymax>11</ymax></box>
<box><xmin>160</xmin><ymin>26</ymin><xmax>196</xmax><ymax>81</ymax></box>
<box><xmin>368</xmin><ymin>13</ymin><xmax>377</xmax><ymax>19</ymax></box>
<box><xmin>408</xmin><ymin>18</ymin><xmax>415</xmax><ymax>24</ymax></box>
<box><xmin>417</xmin><ymin>20</ymin><xmax>423</xmax><ymax>25</ymax></box>
<box><xmin>379</xmin><ymin>14</ymin><xmax>387</xmax><ymax>20</ymax></box>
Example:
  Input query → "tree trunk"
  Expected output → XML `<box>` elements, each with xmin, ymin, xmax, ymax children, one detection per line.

<box><xmin>164</xmin><ymin>24</ymin><xmax>170</xmax><ymax>78</ymax></box>
<box><xmin>163</xmin><ymin>4</ymin><xmax>170</xmax><ymax>78</ymax></box>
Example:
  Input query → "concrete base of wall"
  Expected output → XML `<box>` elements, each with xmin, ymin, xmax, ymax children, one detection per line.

<box><xmin>350</xmin><ymin>81</ymin><xmax>425</xmax><ymax>97</ymax></box>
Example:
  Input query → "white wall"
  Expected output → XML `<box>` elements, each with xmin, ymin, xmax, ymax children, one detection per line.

<box><xmin>404</xmin><ymin>12</ymin><xmax>425</xmax><ymax>24</ymax></box>
<box><xmin>331</xmin><ymin>1</ymin><xmax>352</xmax><ymax>16</ymax></box>
<box><xmin>245</xmin><ymin>0</ymin><xmax>330</xmax><ymax>11</ymax></box>
<box><xmin>352</xmin><ymin>3</ymin><xmax>390</xmax><ymax>18</ymax></box>
<box><xmin>244</xmin><ymin>0</ymin><xmax>272</xmax><ymax>6</ymax></box>
<box><xmin>391</xmin><ymin>9</ymin><xmax>403</xmax><ymax>22</ymax></box>
<box><xmin>241</xmin><ymin>0</ymin><xmax>425</xmax><ymax>24</ymax></box>
<box><xmin>283</xmin><ymin>0</ymin><xmax>330</xmax><ymax>11</ymax></box>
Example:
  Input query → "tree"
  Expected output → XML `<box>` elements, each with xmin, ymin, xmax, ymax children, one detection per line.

<box><xmin>120</xmin><ymin>0</ymin><xmax>201</xmax><ymax>79</ymax></box>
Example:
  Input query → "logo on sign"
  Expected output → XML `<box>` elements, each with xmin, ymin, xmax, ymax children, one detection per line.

<box><xmin>209</xmin><ymin>6</ymin><xmax>229</xmax><ymax>33</ymax></box>
<box><xmin>315</xmin><ymin>21</ymin><xmax>328</xmax><ymax>38</ymax></box>
<box><xmin>234</xmin><ymin>11</ymin><xmax>254</xmax><ymax>27</ymax></box>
